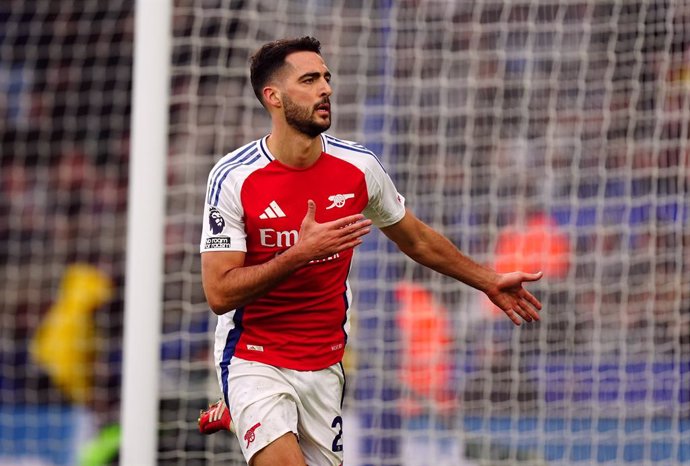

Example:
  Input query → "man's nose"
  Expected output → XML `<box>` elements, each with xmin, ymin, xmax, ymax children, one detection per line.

<box><xmin>320</xmin><ymin>79</ymin><xmax>332</xmax><ymax>97</ymax></box>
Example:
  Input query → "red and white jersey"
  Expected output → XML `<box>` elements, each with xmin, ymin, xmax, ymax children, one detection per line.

<box><xmin>200</xmin><ymin>134</ymin><xmax>405</xmax><ymax>372</ymax></box>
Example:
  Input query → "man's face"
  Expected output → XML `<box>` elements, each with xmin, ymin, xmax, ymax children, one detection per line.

<box><xmin>279</xmin><ymin>51</ymin><xmax>332</xmax><ymax>137</ymax></box>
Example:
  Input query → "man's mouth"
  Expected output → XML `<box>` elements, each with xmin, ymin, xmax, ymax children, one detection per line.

<box><xmin>315</xmin><ymin>102</ymin><xmax>330</xmax><ymax>115</ymax></box>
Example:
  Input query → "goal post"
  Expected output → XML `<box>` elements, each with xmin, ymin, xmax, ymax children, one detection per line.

<box><xmin>120</xmin><ymin>0</ymin><xmax>172</xmax><ymax>464</ymax></box>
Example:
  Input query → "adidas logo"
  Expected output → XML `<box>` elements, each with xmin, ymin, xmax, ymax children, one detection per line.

<box><xmin>259</xmin><ymin>201</ymin><xmax>286</xmax><ymax>219</ymax></box>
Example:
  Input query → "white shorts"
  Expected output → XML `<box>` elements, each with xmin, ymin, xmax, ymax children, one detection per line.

<box><xmin>221</xmin><ymin>356</ymin><xmax>345</xmax><ymax>465</ymax></box>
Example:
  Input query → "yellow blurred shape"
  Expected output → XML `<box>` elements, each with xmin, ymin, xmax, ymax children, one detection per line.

<box><xmin>30</xmin><ymin>264</ymin><xmax>114</xmax><ymax>403</ymax></box>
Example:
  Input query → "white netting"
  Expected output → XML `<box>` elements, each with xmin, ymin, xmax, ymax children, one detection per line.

<box><xmin>0</xmin><ymin>1</ymin><xmax>132</xmax><ymax>465</ymax></box>
<box><xmin>162</xmin><ymin>1</ymin><xmax>689</xmax><ymax>465</ymax></box>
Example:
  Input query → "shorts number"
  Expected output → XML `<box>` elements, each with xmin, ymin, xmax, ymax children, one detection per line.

<box><xmin>331</xmin><ymin>415</ymin><xmax>343</xmax><ymax>452</ymax></box>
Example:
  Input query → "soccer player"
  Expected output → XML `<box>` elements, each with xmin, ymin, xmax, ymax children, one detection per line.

<box><xmin>200</xmin><ymin>36</ymin><xmax>543</xmax><ymax>466</ymax></box>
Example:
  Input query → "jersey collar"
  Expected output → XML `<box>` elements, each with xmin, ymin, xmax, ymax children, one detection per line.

<box><xmin>259</xmin><ymin>133</ymin><xmax>329</xmax><ymax>161</ymax></box>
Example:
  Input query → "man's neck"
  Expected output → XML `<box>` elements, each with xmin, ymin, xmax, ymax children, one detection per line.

<box><xmin>266</xmin><ymin>126</ymin><xmax>323</xmax><ymax>169</ymax></box>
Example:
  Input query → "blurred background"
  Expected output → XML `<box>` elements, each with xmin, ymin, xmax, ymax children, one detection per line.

<box><xmin>0</xmin><ymin>1</ymin><xmax>688</xmax><ymax>465</ymax></box>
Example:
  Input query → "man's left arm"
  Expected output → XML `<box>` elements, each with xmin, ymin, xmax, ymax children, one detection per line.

<box><xmin>380</xmin><ymin>209</ymin><xmax>543</xmax><ymax>325</ymax></box>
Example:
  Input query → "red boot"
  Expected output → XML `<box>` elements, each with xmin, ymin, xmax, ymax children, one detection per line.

<box><xmin>198</xmin><ymin>399</ymin><xmax>233</xmax><ymax>434</ymax></box>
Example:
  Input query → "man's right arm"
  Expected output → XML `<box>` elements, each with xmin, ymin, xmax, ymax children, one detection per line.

<box><xmin>202</xmin><ymin>200</ymin><xmax>372</xmax><ymax>315</ymax></box>
<box><xmin>201</xmin><ymin>248</ymin><xmax>309</xmax><ymax>315</ymax></box>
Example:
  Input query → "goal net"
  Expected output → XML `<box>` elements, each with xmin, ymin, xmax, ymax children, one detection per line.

<box><xmin>160</xmin><ymin>1</ymin><xmax>689</xmax><ymax>464</ymax></box>
<box><xmin>2</xmin><ymin>0</ymin><xmax>689</xmax><ymax>465</ymax></box>
<box><xmin>0</xmin><ymin>1</ymin><xmax>132</xmax><ymax>465</ymax></box>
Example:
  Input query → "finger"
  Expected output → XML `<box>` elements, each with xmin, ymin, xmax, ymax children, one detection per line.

<box><xmin>521</xmin><ymin>271</ymin><xmax>544</xmax><ymax>282</ymax></box>
<box><xmin>520</xmin><ymin>300</ymin><xmax>541</xmax><ymax>321</ymax></box>
<box><xmin>331</xmin><ymin>226</ymin><xmax>371</xmax><ymax>250</ymax></box>
<box><xmin>516</xmin><ymin>301</ymin><xmax>538</xmax><ymax>322</ymax></box>
<box><xmin>508</xmin><ymin>302</ymin><xmax>530</xmax><ymax>323</ymax></box>
<box><xmin>304</xmin><ymin>199</ymin><xmax>317</xmax><ymax>221</ymax></box>
<box><xmin>341</xmin><ymin>219</ymin><xmax>373</xmax><ymax>236</ymax></box>
<box><xmin>334</xmin><ymin>238</ymin><xmax>364</xmax><ymax>252</ymax></box>
<box><xmin>511</xmin><ymin>304</ymin><xmax>530</xmax><ymax>323</ymax></box>
<box><xmin>505</xmin><ymin>309</ymin><xmax>522</xmax><ymax>326</ymax></box>
<box><xmin>330</xmin><ymin>213</ymin><xmax>369</xmax><ymax>229</ymax></box>
<box><xmin>521</xmin><ymin>289</ymin><xmax>543</xmax><ymax>310</ymax></box>
<box><xmin>345</xmin><ymin>224</ymin><xmax>371</xmax><ymax>240</ymax></box>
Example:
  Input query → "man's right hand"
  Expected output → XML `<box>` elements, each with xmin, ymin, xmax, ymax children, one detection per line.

<box><xmin>291</xmin><ymin>200</ymin><xmax>372</xmax><ymax>262</ymax></box>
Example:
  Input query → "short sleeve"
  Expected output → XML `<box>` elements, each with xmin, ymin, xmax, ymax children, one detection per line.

<box><xmin>362</xmin><ymin>160</ymin><xmax>406</xmax><ymax>228</ymax></box>
<box><xmin>200</xmin><ymin>170</ymin><xmax>247</xmax><ymax>253</ymax></box>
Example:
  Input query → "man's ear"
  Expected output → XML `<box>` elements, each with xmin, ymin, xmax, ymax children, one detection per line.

<box><xmin>262</xmin><ymin>86</ymin><xmax>281</xmax><ymax>109</ymax></box>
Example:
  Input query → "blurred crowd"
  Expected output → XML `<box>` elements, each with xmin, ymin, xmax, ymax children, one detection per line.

<box><xmin>0</xmin><ymin>1</ymin><xmax>132</xmax><ymax>429</ymax></box>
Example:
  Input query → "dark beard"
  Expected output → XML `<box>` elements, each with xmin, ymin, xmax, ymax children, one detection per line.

<box><xmin>283</xmin><ymin>95</ymin><xmax>331</xmax><ymax>138</ymax></box>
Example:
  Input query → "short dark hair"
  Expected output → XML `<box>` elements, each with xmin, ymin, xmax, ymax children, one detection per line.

<box><xmin>249</xmin><ymin>36</ymin><xmax>322</xmax><ymax>106</ymax></box>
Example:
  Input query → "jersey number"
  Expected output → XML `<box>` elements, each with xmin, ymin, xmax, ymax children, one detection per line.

<box><xmin>331</xmin><ymin>416</ymin><xmax>343</xmax><ymax>452</ymax></box>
